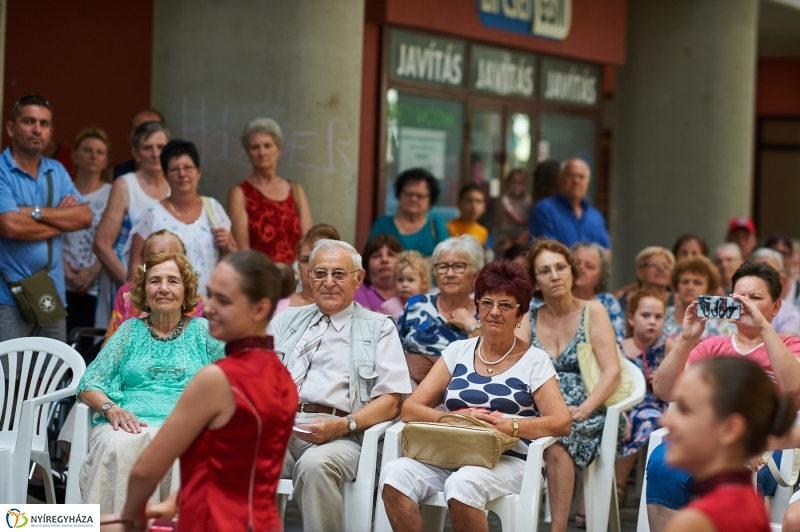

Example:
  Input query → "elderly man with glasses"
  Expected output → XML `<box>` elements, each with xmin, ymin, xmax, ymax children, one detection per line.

<box><xmin>270</xmin><ymin>239</ymin><xmax>411</xmax><ymax>532</ymax></box>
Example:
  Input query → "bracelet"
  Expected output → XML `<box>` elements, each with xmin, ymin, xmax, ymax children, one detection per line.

<box><xmin>511</xmin><ymin>418</ymin><xmax>519</xmax><ymax>438</ymax></box>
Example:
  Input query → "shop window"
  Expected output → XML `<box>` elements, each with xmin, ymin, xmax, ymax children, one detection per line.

<box><xmin>539</xmin><ymin>112</ymin><xmax>598</xmax><ymax>202</ymax></box>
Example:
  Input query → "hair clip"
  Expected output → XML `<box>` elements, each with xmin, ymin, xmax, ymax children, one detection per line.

<box><xmin>143</xmin><ymin>263</ymin><xmax>147</xmax><ymax>273</ymax></box>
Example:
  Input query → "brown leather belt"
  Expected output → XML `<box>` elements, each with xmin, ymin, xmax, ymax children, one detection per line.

<box><xmin>297</xmin><ymin>402</ymin><xmax>348</xmax><ymax>417</ymax></box>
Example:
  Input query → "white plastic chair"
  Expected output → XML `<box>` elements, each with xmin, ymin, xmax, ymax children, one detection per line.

<box><xmin>0</xmin><ymin>337</ymin><xmax>85</xmax><ymax>504</ymax></box>
<box><xmin>581</xmin><ymin>359</ymin><xmax>647</xmax><ymax>532</ymax></box>
<box><xmin>373</xmin><ymin>420</ymin><xmax>557</xmax><ymax>532</ymax></box>
<box><xmin>64</xmin><ymin>402</ymin><xmax>93</xmax><ymax>503</ymax></box>
<box><xmin>277</xmin><ymin>420</ymin><xmax>392</xmax><ymax>532</ymax></box>
<box><xmin>768</xmin><ymin>448</ymin><xmax>798</xmax><ymax>527</ymax></box>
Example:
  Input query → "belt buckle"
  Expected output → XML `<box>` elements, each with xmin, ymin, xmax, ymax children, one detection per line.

<box><xmin>300</xmin><ymin>402</ymin><xmax>307</xmax><ymax>414</ymax></box>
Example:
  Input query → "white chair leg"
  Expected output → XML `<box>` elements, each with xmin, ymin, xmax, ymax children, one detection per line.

<box><xmin>30</xmin><ymin>452</ymin><xmax>55</xmax><ymax>504</ymax></box>
<box><xmin>277</xmin><ymin>493</ymin><xmax>288</xmax><ymax>522</ymax></box>
<box><xmin>543</xmin><ymin>478</ymin><xmax>552</xmax><ymax>523</ymax></box>
<box><xmin>421</xmin><ymin>504</ymin><xmax>447</xmax><ymax>532</ymax></box>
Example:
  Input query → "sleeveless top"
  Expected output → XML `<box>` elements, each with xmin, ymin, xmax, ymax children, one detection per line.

<box><xmin>114</xmin><ymin>172</ymin><xmax>168</xmax><ymax>267</ymax></box>
<box><xmin>688</xmin><ymin>470</ymin><xmax>770</xmax><ymax>532</ymax></box>
<box><xmin>239</xmin><ymin>180</ymin><xmax>301</xmax><ymax>264</ymax></box>
<box><xmin>178</xmin><ymin>336</ymin><xmax>297</xmax><ymax>532</ymax></box>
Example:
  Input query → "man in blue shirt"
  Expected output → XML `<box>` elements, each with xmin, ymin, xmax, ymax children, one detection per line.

<box><xmin>528</xmin><ymin>158</ymin><xmax>611</xmax><ymax>250</ymax></box>
<box><xmin>0</xmin><ymin>94</ymin><xmax>92</xmax><ymax>341</ymax></box>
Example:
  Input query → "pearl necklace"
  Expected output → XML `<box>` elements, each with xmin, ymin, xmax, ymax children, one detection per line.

<box><xmin>477</xmin><ymin>336</ymin><xmax>516</xmax><ymax>374</ymax></box>
<box><xmin>146</xmin><ymin>315</ymin><xmax>185</xmax><ymax>342</ymax></box>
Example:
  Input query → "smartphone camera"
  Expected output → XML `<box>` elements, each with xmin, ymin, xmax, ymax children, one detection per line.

<box><xmin>697</xmin><ymin>295</ymin><xmax>741</xmax><ymax>320</ymax></box>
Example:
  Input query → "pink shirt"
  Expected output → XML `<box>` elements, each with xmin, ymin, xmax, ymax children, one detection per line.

<box><xmin>687</xmin><ymin>335</ymin><xmax>800</xmax><ymax>387</ymax></box>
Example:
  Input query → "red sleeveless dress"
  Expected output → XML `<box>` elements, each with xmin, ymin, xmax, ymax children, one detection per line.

<box><xmin>239</xmin><ymin>180</ymin><xmax>301</xmax><ymax>264</ymax></box>
<box><xmin>687</xmin><ymin>470</ymin><xmax>770</xmax><ymax>532</ymax></box>
<box><xmin>177</xmin><ymin>336</ymin><xmax>297</xmax><ymax>532</ymax></box>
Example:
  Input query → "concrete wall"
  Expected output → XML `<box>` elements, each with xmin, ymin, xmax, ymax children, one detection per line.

<box><xmin>610</xmin><ymin>0</ymin><xmax>758</xmax><ymax>287</ymax></box>
<box><xmin>151</xmin><ymin>0</ymin><xmax>365</xmax><ymax>244</ymax></box>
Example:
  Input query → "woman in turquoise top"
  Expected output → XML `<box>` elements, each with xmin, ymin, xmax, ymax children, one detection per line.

<box><xmin>368</xmin><ymin>168</ymin><xmax>449</xmax><ymax>257</ymax></box>
<box><xmin>77</xmin><ymin>251</ymin><xmax>224</xmax><ymax>514</ymax></box>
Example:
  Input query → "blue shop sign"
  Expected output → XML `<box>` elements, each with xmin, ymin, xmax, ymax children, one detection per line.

<box><xmin>476</xmin><ymin>0</ymin><xmax>572</xmax><ymax>40</ymax></box>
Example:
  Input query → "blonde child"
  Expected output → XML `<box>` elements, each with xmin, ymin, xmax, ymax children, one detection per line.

<box><xmin>379</xmin><ymin>251</ymin><xmax>431</xmax><ymax>319</ymax></box>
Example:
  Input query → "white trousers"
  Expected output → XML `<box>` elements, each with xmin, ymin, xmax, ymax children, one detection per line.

<box><xmin>379</xmin><ymin>456</ymin><xmax>526</xmax><ymax>510</ymax></box>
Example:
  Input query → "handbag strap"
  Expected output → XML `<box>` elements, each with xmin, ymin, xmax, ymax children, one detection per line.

<box><xmin>582</xmin><ymin>302</ymin><xmax>592</xmax><ymax>340</ymax></box>
<box><xmin>200</xmin><ymin>196</ymin><xmax>220</xmax><ymax>228</ymax></box>
<box><xmin>44</xmin><ymin>170</ymin><xmax>54</xmax><ymax>271</ymax></box>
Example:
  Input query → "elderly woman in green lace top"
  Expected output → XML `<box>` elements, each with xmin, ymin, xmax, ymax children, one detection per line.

<box><xmin>77</xmin><ymin>251</ymin><xmax>224</xmax><ymax>514</ymax></box>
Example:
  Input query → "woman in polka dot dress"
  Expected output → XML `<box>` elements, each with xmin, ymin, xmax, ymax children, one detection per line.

<box><xmin>380</xmin><ymin>260</ymin><xmax>571</xmax><ymax>532</ymax></box>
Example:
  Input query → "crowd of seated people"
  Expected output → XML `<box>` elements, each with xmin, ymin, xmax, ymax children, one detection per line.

<box><xmin>7</xmin><ymin>93</ymin><xmax>800</xmax><ymax>532</ymax></box>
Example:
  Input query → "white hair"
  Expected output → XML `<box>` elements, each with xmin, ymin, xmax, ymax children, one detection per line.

<box><xmin>715</xmin><ymin>242</ymin><xmax>742</xmax><ymax>261</ymax></box>
<box><xmin>241</xmin><ymin>117</ymin><xmax>283</xmax><ymax>149</ymax></box>
<box><xmin>559</xmin><ymin>158</ymin><xmax>591</xmax><ymax>180</ymax></box>
<box><xmin>432</xmin><ymin>235</ymin><xmax>485</xmax><ymax>272</ymax></box>
<box><xmin>752</xmin><ymin>247</ymin><xmax>785</xmax><ymax>273</ymax></box>
<box><xmin>309</xmin><ymin>239</ymin><xmax>363</xmax><ymax>271</ymax></box>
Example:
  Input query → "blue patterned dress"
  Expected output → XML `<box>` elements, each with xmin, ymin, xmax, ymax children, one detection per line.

<box><xmin>397</xmin><ymin>293</ymin><xmax>475</xmax><ymax>357</ymax></box>
<box><xmin>531</xmin><ymin>293</ymin><xmax>625</xmax><ymax>343</ymax></box>
<box><xmin>621</xmin><ymin>335</ymin><xmax>669</xmax><ymax>457</ymax></box>
<box><xmin>530</xmin><ymin>306</ymin><xmax>623</xmax><ymax>469</ymax></box>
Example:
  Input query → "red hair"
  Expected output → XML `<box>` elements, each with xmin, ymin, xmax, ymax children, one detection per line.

<box><xmin>474</xmin><ymin>260</ymin><xmax>533</xmax><ymax>317</ymax></box>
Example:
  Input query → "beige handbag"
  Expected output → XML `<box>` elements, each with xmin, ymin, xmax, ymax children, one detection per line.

<box><xmin>576</xmin><ymin>304</ymin><xmax>635</xmax><ymax>408</ymax></box>
<box><xmin>401</xmin><ymin>412</ymin><xmax>519</xmax><ymax>470</ymax></box>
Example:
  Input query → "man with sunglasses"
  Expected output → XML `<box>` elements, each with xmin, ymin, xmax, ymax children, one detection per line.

<box><xmin>271</xmin><ymin>239</ymin><xmax>411</xmax><ymax>532</ymax></box>
<box><xmin>0</xmin><ymin>94</ymin><xmax>91</xmax><ymax>342</ymax></box>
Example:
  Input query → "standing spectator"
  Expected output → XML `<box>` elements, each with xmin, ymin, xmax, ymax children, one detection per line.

<box><xmin>726</xmin><ymin>216</ymin><xmax>758</xmax><ymax>261</ymax></box>
<box><xmin>128</xmin><ymin>140</ymin><xmax>236</xmax><ymax>296</ymax></box>
<box><xmin>380</xmin><ymin>250</ymin><xmax>431</xmax><ymax>319</ymax></box>
<box><xmin>672</xmin><ymin>234</ymin><xmax>708</xmax><ymax>260</ymax></box>
<box><xmin>528</xmin><ymin>158</ymin><xmax>610</xmax><ymax>249</ymax></box>
<box><xmin>63</xmin><ymin>128</ymin><xmax>113</xmax><ymax>331</ymax></box>
<box><xmin>663</xmin><ymin>256</ymin><xmax>734</xmax><ymax>341</ymax></box>
<box><xmin>269</xmin><ymin>224</ymin><xmax>341</xmax><ymax>321</ymax></box>
<box><xmin>752</xmin><ymin>249</ymin><xmax>800</xmax><ymax>337</ymax></box>
<box><xmin>368</xmin><ymin>168</ymin><xmax>449</xmax><ymax>257</ymax></box>
<box><xmin>494</xmin><ymin>168</ymin><xmax>532</xmax><ymax>253</ymax></box>
<box><xmin>93</xmin><ymin>121</ymin><xmax>171</xmax><ymax>328</ymax></box>
<box><xmin>571</xmin><ymin>242</ymin><xmax>626</xmax><ymax>342</ymax></box>
<box><xmin>532</xmin><ymin>159</ymin><xmax>561</xmax><ymax>204</ymax></box>
<box><xmin>354</xmin><ymin>234</ymin><xmax>402</xmax><ymax>311</ymax></box>
<box><xmin>112</xmin><ymin>109</ymin><xmax>165</xmax><ymax>179</ymax></box>
<box><xmin>228</xmin><ymin>118</ymin><xmax>312</xmax><ymax>263</ymax></box>
<box><xmin>503</xmin><ymin>243</ymin><xmax>529</xmax><ymax>268</ymax></box>
<box><xmin>614</xmin><ymin>246</ymin><xmax>676</xmax><ymax>312</ymax></box>
<box><xmin>446</xmin><ymin>184</ymin><xmax>488</xmax><ymax>246</ymax></box>
<box><xmin>0</xmin><ymin>94</ymin><xmax>91</xmax><ymax>342</ymax></box>
<box><xmin>765</xmin><ymin>233</ymin><xmax>800</xmax><ymax>306</ymax></box>
<box><xmin>713</xmin><ymin>243</ymin><xmax>743</xmax><ymax>294</ymax></box>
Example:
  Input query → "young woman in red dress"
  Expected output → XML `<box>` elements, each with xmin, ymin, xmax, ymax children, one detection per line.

<box><xmin>118</xmin><ymin>250</ymin><xmax>297</xmax><ymax>531</ymax></box>
<box><xmin>663</xmin><ymin>357</ymin><xmax>795</xmax><ymax>532</ymax></box>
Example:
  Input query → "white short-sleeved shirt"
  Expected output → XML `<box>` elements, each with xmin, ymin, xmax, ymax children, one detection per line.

<box><xmin>134</xmin><ymin>198</ymin><xmax>231</xmax><ymax>296</ymax></box>
<box><xmin>271</xmin><ymin>302</ymin><xmax>412</xmax><ymax>412</ymax></box>
<box><xmin>441</xmin><ymin>337</ymin><xmax>558</xmax><ymax>459</ymax></box>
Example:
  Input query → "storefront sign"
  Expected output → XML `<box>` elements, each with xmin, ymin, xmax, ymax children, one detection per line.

<box><xmin>540</xmin><ymin>57</ymin><xmax>600</xmax><ymax>106</ymax></box>
<box><xmin>390</xmin><ymin>28</ymin><xmax>466</xmax><ymax>87</ymax></box>
<box><xmin>471</xmin><ymin>44</ymin><xmax>536</xmax><ymax>98</ymax></box>
<box><xmin>476</xmin><ymin>0</ymin><xmax>572</xmax><ymax>41</ymax></box>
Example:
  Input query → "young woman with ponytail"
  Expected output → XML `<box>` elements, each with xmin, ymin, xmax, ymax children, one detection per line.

<box><xmin>663</xmin><ymin>357</ymin><xmax>795</xmax><ymax>532</ymax></box>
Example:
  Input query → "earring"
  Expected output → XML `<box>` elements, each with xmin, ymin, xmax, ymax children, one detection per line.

<box><xmin>516</xmin><ymin>321</ymin><xmax>521</xmax><ymax>328</ymax></box>
<box><xmin>181</xmin><ymin>305</ymin><xmax>186</xmax><ymax>311</ymax></box>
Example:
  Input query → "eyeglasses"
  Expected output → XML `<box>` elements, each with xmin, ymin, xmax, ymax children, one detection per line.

<box><xmin>401</xmin><ymin>191</ymin><xmax>430</xmax><ymax>200</ymax></box>
<box><xmin>535</xmin><ymin>263</ymin><xmax>571</xmax><ymax>278</ymax></box>
<box><xmin>312</xmin><ymin>269</ymin><xmax>359</xmax><ymax>282</ymax></box>
<box><xmin>643</xmin><ymin>262</ymin><xmax>671</xmax><ymax>272</ymax></box>
<box><xmin>167</xmin><ymin>165</ymin><xmax>197</xmax><ymax>176</ymax></box>
<box><xmin>477</xmin><ymin>298</ymin><xmax>520</xmax><ymax>314</ymax></box>
<box><xmin>434</xmin><ymin>262</ymin><xmax>468</xmax><ymax>275</ymax></box>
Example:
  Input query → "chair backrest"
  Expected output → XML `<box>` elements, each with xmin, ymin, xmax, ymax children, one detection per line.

<box><xmin>0</xmin><ymin>337</ymin><xmax>85</xmax><ymax>439</ymax></box>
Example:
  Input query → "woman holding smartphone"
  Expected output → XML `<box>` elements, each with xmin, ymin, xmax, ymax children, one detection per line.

<box><xmin>115</xmin><ymin>251</ymin><xmax>296</xmax><ymax>531</ymax></box>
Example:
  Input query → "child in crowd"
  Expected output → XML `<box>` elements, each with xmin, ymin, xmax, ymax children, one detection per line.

<box><xmin>446</xmin><ymin>184</ymin><xmax>488</xmax><ymax>245</ymax></box>
<box><xmin>663</xmin><ymin>357</ymin><xmax>794</xmax><ymax>532</ymax></box>
<box><xmin>379</xmin><ymin>250</ymin><xmax>431</xmax><ymax>319</ymax></box>
<box><xmin>616</xmin><ymin>290</ymin><xmax>674</xmax><ymax>507</ymax></box>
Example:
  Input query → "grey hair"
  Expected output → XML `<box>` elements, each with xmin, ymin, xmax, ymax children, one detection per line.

<box><xmin>309</xmin><ymin>239</ymin><xmax>363</xmax><ymax>271</ymax></box>
<box><xmin>715</xmin><ymin>242</ymin><xmax>743</xmax><ymax>261</ymax></box>
<box><xmin>752</xmin><ymin>247</ymin><xmax>785</xmax><ymax>273</ymax></box>
<box><xmin>241</xmin><ymin>117</ymin><xmax>284</xmax><ymax>149</ymax></box>
<box><xmin>559</xmin><ymin>158</ymin><xmax>591</xmax><ymax>180</ymax></box>
<box><xmin>132</xmin><ymin>121</ymin><xmax>171</xmax><ymax>151</ymax></box>
<box><xmin>571</xmin><ymin>241</ymin><xmax>610</xmax><ymax>293</ymax></box>
<box><xmin>432</xmin><ymin>235</ymin><xmax>485</xmax><ymax>272</ymax></box>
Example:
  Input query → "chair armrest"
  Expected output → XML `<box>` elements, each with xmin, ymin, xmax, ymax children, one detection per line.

<box><xmin>66</xmin><ymin>403</ymin><xmax>93</xmax><ymax>503</ymax></box>
<box><xmin>23</xmin><ymin>386</ymin><xmax>77</xmax><ymax>408</ymax></box>
<box><xmin>522</xmin><ymin>436</ymin><xmax>556</xmax><ymax>478</ymax></box>
<box><xmin>381</xmin><ymin>421</ymin><xmax>407</xmax><ymax>467</ymax></box>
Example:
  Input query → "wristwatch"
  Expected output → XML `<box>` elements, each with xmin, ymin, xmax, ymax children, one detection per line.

<box><xmin>31</xmin><ymin>206</ymin><xmax>43</xmax><ymax>221</ymax></box>
<box><xmin>511</xmin><ymin>418</ymin><xmax>519</xmax><ymax>438</ymax></box>
<box><xmin>345</xmin><ymin>415</ymin><xmax>357</xmax><ymax>433</ymax></box>
<box><xmin>468</xmin><ymin>321</ymin><xmax>482</xmax><ymax>334</ymax></box>
<box><xmin>101</xmin><ymin>401</ymin><xmax>116</xmax><ymax>418</ymax></box>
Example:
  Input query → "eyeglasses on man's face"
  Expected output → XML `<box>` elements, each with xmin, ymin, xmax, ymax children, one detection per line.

<box><xmin>312</xmin><ymin>269</ymin><xmax>359</xmax><ymax>282</ymax></box>
<box><xmin>535</xmin><ymin>263</ymin><xmax>571</xmax><ymax>278</ymax></box>
<box><xmin>477</xmin><ymin>298</ymin><xmax>520</xmax><ymax>314</ymax></box>
<box><xmin>433</xmin><ymin>262</ymin><xmax>468</xmax><ymax>275</ymax></box>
